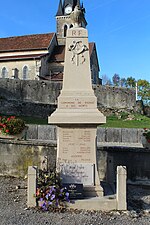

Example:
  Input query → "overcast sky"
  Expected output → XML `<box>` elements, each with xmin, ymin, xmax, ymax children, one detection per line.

<box><xmin>0</xmin><ymin>0</ymin><xmax>150</xmax><ymax>82</ymax></box>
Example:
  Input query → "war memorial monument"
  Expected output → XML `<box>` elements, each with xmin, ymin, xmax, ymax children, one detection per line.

<box><xmin>48</xmin><ymin>6</ymin><xmax>106</xmax><ymax>197</ymax></box>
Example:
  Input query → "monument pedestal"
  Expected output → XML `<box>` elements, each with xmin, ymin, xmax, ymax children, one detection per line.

<box><xmin>48</xmin><ymin>27</ymin><xmax>106</xmax><ymax>197</ymax></box>
<box><xmin>57</xmin><ymin>125</ymin><xmax>103</xmax><ymax>197</ymax></box>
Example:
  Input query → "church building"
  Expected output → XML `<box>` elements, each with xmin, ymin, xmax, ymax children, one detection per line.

<box><xmin>0</xmin><ymin>0</ymin><xmax>101</xmax><ymax>84</ymax></box>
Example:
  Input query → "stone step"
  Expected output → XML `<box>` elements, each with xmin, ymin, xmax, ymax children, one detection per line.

<box><xmin>69</xmin><ymin>196</ymin><xmax>117</xmax><ymax>211</ymax></box>
<box><xmin>83</xmin><ymin>185</ymin><xmax>103</xmax><ymax>197</ymax></box>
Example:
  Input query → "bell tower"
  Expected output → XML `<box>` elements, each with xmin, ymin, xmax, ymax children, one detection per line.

<box><xmin>56</xmin><ymin>0</ymin><xmax>87</xmax><ymax>45</ymax></box>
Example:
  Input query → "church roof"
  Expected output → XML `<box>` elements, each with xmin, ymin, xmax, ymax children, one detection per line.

<box><xmin>49</xmin><ymin>45</ymin><xmax>65</xmax><ymax>62</ymax></box>
<box><xmin>51</xmin><ymin>72</ymin><xmax>63</xmax><ymax>81</ymax></box>
<box><xmin>0</xmin><ymin>53</ymin><xmax>45</xmax><ymax>61</ymax></box>
<box><xmin>39</xmin><ymin>72</ymin><xmax>63</xmax><ymax>81</ymax></box>
<box><xmin>0</xmin><ymin>33</ymin><xmax>55</xmax><ymax>52</ymax></box>
<box><xmin>49</xmin><ymin>42</ymin><xmax>95</xmax><ymax>62</ymax></box>
<box><xmin>56</xmin><ymin>0</ymin><xmax>63</xmax><ymax>16</ymax></box>
<box><xmin>63</xmin><ymin>0</ymin><xmax>80</xmax><ymax>8</ymax></box>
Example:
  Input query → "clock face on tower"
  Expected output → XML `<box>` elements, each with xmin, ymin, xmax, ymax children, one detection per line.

<box><xmin>65</xmin><ymin>6</ymin><xmax>72</xmax><ymax>15</ymax></box>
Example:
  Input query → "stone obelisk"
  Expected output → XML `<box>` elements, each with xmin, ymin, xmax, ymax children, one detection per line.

<box><xmin>48</xmin><ymin>7</ymin><xmax>106</xmax><ymax>197</ymax></box>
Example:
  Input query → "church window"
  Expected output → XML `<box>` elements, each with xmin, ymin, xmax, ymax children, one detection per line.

<box><xmin>23</xmin><ymin>66</ymin><xmax>28</xmax><ymax>80</ymax></box>
<box><xmin>1</xmin><ymin>67</ymin><xmax>8</xmax><ymax>78</ymax></box>
<box><xmin>64</xmin><ymin>24</ymin><xmax>68</xmax><ymax>37</ymax></box>
<box><xmin>13</xmin><ymin>68</ymin><xmax>19</xmax><ymax>79</ymax></box>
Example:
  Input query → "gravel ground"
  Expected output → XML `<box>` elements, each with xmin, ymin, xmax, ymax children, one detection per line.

<box><xmin>0</xmin><ymin>176</ymin><xmax>150</xmax><ymax>225</ymax></box>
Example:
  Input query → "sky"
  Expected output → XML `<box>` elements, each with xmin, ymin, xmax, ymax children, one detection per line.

<box><xmin>0</xmin><ymin>0</ymin><xmax>150</xmax><ymax>82</ymax></box>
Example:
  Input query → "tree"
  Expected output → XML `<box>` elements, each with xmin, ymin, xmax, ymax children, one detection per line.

<box><xmin>120</xmin><ymin>78</ymin><xmax>127</xmax><ymax>87</ymax></box>
<box><xmin>137</xmin><ymin>79</ymin><xmax>150</xmax><ymax>104</ymax></box>
<box><xmin>126</xmin><ymin>76</ymin><xmax>136</xmax><ymax>87</ymax></box>
<box><xmin>112</xmin><ymin>74</ymin><xmax>120</xmax><ymax>86</ymax></box>
<box><xmin>102</xmin><ymin>74</ymin><xmax>112</xmax><ymax>86</ymax></box>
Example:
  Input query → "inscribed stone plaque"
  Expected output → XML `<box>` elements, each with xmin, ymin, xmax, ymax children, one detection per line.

<box><xmin>59</xmin><ymin>96</ymin><xmax>96</xmax><ymax>109</ymax></box>
<box><xmin>62</xmin><ymin>183</ymin><xmax>83</xmax><ymax>199</ymax></box>
<box><xmin>59</xmin><ymin>163</ymin><xmax>94</xmax><ymax>186</ymax></box>
<box><xmin>58</xmin><ymin>127</ymin><xmax>96</xmax><ymax>163</ymax></box>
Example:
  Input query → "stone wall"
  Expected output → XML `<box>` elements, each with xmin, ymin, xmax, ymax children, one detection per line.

<box><xmin>27</xmin><ymin>125</ymin><xmax>57</xmax><ymax>140</ymax></box>
<box><xmin>0</xmin><ymin>79</ymin><xmax>136</xmax><ymax>118</ymax></box>
<box><xmin>0</xmin><ymin>139</ymin><xmax>57</xmax><ymax>177</ymax></box>
<box><xmin>0</xmin><ymin>139</ymin><xmax>149</xmax><ymax>182</ymax></box>
<box><xmin>26</xmin><ymin>125</ymin><xmax>143</xmax><ymax>144</ymax></box>
<box><xmin>94</xmin><ymin>85</ymin><xmax>136</xmax><ymax>109</ymax></box>
<box><xmin>0</xmin><ymin>79</ymin><xmax>62</xmax><ymax>103</ymax></box>
<box><xmin>97</xmin><ymin>146</ymin><xmax>150</xmax><ymax>182</ymax></box>
<box><xmin>0</xmin><ymin>100</ymin><xmax>56</xmax><ymax>118</ymax></box>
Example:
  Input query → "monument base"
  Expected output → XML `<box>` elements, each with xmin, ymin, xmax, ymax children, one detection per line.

<box><xmin>83</xmin><ymin>185</ymin><xmax>103</xmax><ymax>197</ymax></box>
<box><xmin>68</xmin><ymin>196</ymin><xmax>117</xmax><ymax>211</ymax></box>
<box><xmin>55</xmin><ymin>126</ymin><xmax>104</xmax><ymax>197</ymax></box>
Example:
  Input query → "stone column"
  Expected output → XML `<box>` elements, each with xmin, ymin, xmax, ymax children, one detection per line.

<box><xmin>117</xmin><ymin>166</ymin><xmax>127</xmax><ymax>210</ymax></box>
<box><xmin>27</xmin><ymin>166</ymin><xmax>37</xmax><ymax>208</ymax></box>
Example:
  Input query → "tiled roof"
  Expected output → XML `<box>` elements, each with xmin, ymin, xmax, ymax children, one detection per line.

<box><xmin>39</xmin><ymin>72</ymin><xmax>63</xmax><ymax>81</ymax></box>
<box><xmin>0</xmin><ymin>53</ymin><xmax>45</xmax><ymax>61</ymax></box>
<box><xmin>0</xmin><ymin>33</ymin><xmax>54</xmax><ymax>52</ymax></box>
<box><xmin>49</xmin><ymin>45</ymin><xmax>65</xmax><ymax>62</ymax></box>
<box><xmin>49</xmin><ymin>42</ymin><xmax>94</xmax><ymax>62</ymax></box>
<box><xmin>51</xmin><ymin>72</ymin><xmax>63</xmax><ymax>81</ymax></box>
<box><xmin>89</xmin><ymin>42</ymin><xmax>95</xmax><ymax>56</ymax></box>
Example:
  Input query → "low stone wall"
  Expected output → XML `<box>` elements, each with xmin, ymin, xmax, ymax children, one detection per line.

<box><xmin>1</xmin><ymin>126</ymin><xmax>144</xmax><ymax>179</ymax></box>
<box><xmin>97</xmin><ymin>146</ymin><xmax>150</xmax><ymax>182</ymax></box>
<box><xmin>26</xmin><ymin>125</ymin><xmax>143</xmax><ymax>144</ymax></box>
<box><xmin>0</xmin><ymin>139</ymin><xmax>57</xmax><ymax>177</ymax></box>
<box><xmin>0</xmin><ymin>139</ymin><xmax>149</xmax><ymax>182</ymax></box>
<box><xmin>27</xmin><ymin>125</ymin><xmax>57</xmax><ymax>140</ymax></box>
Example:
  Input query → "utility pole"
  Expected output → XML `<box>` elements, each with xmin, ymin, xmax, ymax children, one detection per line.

<box><xmin>136</xmin><ymin>82</ymin><xmax>138</xmax><ymax>101</ymax></box>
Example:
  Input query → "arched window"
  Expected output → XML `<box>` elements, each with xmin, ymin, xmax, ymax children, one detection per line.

<box><xmin>64</xmin><ymin>25</ymin><xmax>68</xmax><ymax>37</ymax></box>
<box><xmin>1</xmin><ymin>67</ymin><xmax>7</xmax><ymax>78</ymax></box>
<box><xmin>23</xmin><ymin>66</ymin><xmax>28</xmax><ymax>80</ymax></box>
<box><xmin>70</xmin><ymin>24</ymin><xmax>73</xmax><ymax>28</ymax></box>
<box><xmin>13</xmin><ymin>68</ymin><xmax>19</xmax><ymax>79</ymax></box>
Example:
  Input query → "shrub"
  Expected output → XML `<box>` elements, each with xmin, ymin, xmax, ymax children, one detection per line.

<box><xmin>120</xmin><ymin>112</ymin><xmax>129</xmax><ymax>120</ymax></box>
<box><xmin>143</xmin><ymin>128</ymin><xmax>150</xmax><ymax>143</ymax></box>
<box><xmin>0</xmin><ymin>116</ymin><xmax>25</xmax><ymax>135</ymax></box>
<box><xmin>36</xmin><ymin>169</ymin><xmax>69</xmax><ymax>211</ymax></box>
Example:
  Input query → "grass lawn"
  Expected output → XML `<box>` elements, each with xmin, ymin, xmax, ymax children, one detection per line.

<box><xmin>20</xmin><ymin>116</ymin><xmax>48</xmax><ymax>125</ymax></box>
<box><xmin>101</xmin><ymin>114</ymin><xmax>150</xmax><ymax>129</ymax></box>
<box><xmin>1</xmin><ymin>113</ymin><xmax>150</xmax><ymax>128</ymax></box>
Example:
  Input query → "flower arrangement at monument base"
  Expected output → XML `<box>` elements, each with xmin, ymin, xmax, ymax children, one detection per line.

<box><xmin>142</xmin><ymin>128</ymin><xmax>150</xmax><ymax>149</ymax></box>
<box><xmin>0</xmin><ymin>116</ymin><xmax>27</xmax><ymax>140</ymax></box>
<box><xmin>36</xmin><ymin>169</ymin><xmax>70</xmax><ymax>212</ymax></box>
